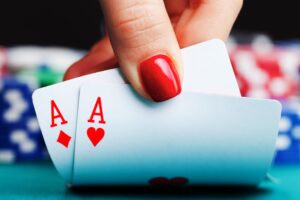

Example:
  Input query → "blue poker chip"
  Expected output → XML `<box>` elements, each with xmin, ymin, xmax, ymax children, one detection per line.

<box><xmin>274</xmin><ymin>100</ymin><xmax>300</xmax><ymax>164</ymax></box>
<box><xmin>0</xmin><ymin>112</ymin><xmax>47</xmax><ymax>162</ymax></box>
<box><xmin>0</xmin><ymin>128</ymin><xmax>47</xmax><ymax>162</ymax></box>
<box><xmin>0</xmin><ymin>76</ymin><xmax>36</xmax><ymax>127</ymax></box>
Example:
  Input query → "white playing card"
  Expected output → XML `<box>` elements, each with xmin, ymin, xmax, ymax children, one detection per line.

<box><xmin>181</xmin><ymin>39</ymin><xmax>240</xmax><ymax>96</ymax></box>
<box><xmin>32</xmin><ymin>69</ymin><xmax>126</xmax><ymax>182</ymax></box>
<box><xmin>73</xmin><ymin>83</ymin><xmax>280</xmax><ymax>185</ymax></box>
<box><xmin>33</xmin><ymin>39</ymin><xmax>240</xmax><ymax>184</ymax></box>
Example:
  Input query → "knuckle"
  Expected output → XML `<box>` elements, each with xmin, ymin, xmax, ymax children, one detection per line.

<box><xmin>113</xmin><ymin>2</ymin><xmax>169</xmax><ymax>49</ymax></box>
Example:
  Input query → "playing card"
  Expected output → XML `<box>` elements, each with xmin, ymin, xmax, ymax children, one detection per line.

<box><xmin>73</xmin><ymin>83</ymin><xmax>281</xmax><ymax>185</ymax></box>
<box><xmin>181</xmin><ymin>39</ymin><xmax>240</xmax><ymax>96</ymax></box>
<box><xmin>32</xmin><ymin>69</ymin><xmax>126</xmax><ymax>182</ymax></box>
<box><xmin>33</xmin><ymin>39</ymin><xmax>240</xmax><ymax>184</ymax></box>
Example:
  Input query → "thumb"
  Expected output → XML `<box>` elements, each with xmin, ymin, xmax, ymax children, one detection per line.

<box><xmin>100</xmin><ymin>0</ymin><xmax>182</xmax><ymax>102</ymax></box>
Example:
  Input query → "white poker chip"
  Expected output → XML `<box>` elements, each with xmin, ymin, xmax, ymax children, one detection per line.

<box><xmin>8</xmin><ymin>46</ymin><xmax>44</xmax><ymax>70</ymax></box>
<box><xmin>8</xmin><ymin>46</ymin><xmax>85</xmax><ymax>71</ymax></box>
<box><xmin>276</xmin><ymin>134</ymin><xmax>291</xmax><ymax>151</ymax></box>
<box><xmin>0</xmin><ymin>150</ymin><xmax>15</xmax><ymax>163</ymax></box>
<box><xmin>43</xmin><ymin>47</ymin><xmax>84</xmax><ymax>71</ymax></box>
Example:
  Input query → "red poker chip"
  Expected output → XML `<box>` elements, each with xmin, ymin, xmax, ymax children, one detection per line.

<box><xmin>229</xmin><ymin>45</ymin><xmax>300</xmax><ymax>99</ymax></box>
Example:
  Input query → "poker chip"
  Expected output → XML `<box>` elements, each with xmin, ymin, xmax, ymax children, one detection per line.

<box><xmin>0</xmin><ymin>76</ymin><xmax>47</xmax><ymax>163</ymax></box>
<box><xmin>42</xmin><ymin>47</ymin><xmax>85</xmax><ymax>72</ymax></box>
<box><xmin>274</xmin><ymin>99</ymin><xmax>300</xmax><ymax>164</ymax></box>
<box><xmin>16</xmin><ymin>67</ymin><xmax>64</xmax><ymax>87</ymax></box>
<box><xmin>0</xmin><ymin>45</ymin><xmax>86</xmax><ymax>163</ymax></box>
<box><xmin>0</xmin><ymin>77</ymin><xmax>35</xmax><ymax>124</ymax></box>
<box><xmin>7</xmin><ymin>46</ymin><xmax>84</xmax><ymax>72</ymax></box>
<box><xmin>0</xmin><ymin>45</ymin><xmax>84</xmax><ymax>163</ymax></box>
<box><xmin>230</xmin><ymin>45</ymin><xmax>300</xmax><ymax>99</ymax></box>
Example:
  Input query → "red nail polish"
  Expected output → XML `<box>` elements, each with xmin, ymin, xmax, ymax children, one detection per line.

<box><xmin>139</xmin><ymin>54</ymin><xmax>181</xmax><ymax>102</ymax></box>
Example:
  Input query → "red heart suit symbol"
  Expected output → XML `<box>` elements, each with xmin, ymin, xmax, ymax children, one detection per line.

<box><xmin>87</xmin><ymin>127</ymin><xmax>105</xmax><ymax>147</ymax></box>
<box><xmin>149</xmin><ymin>177</ymin><xmax>189</xmax><ymax>186</ymax></box>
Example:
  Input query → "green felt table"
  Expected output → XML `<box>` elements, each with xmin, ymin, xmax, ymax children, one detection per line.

<box><xmin>0</xmin><ymin>162</ymin><xmax>299</xmax><ymax>199</ymax></box>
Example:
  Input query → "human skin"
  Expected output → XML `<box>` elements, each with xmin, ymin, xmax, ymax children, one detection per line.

<box><xmin>64</xmin><ymin>0</ymin><xmax>243</xmax><ymax>102</ymax></box>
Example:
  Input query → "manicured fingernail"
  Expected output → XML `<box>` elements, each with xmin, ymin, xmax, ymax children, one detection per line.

<box><xmin>139</xmin><ymin>54</ymin><xmax>181</xmax><ymax>102</ymax></box>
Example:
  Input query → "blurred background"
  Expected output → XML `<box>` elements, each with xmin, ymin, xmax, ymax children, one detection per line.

<box><xmin>0</xmin><ymin>0</ymin><xmax>299</xmax><ymax>166</ymax></box>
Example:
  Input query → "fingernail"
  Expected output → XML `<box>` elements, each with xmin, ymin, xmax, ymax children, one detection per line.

<box><xmin>139</xmin><ymin>54</ymin><xmax>181</xmax><ymax>102</ymax></box>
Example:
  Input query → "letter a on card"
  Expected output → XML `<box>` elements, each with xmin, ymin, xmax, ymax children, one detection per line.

<box><xmin>86</xmin><ymin>97</ymin><xmax>106</xmax><ymax>147</ymax></box>
<box><xmin>50</xmin><ymin>100</ymin><xmax>68</xmax><ymax>127</ymax></box>
<box><xmin>88</xmin><ymin>97</ymin><xmax>106</xmax><ymax>124</ymax></box>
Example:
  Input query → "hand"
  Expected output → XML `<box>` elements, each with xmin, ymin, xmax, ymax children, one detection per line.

<box><xmin>64</xmin><ymin>0</ymin><xmax>243</xmax><ymax>102</ymax></box>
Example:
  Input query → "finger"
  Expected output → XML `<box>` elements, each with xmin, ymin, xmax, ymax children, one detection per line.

<box><xmin>100</xmin><ymin>0</ymin><xmax>183</xmax><ymax>102</ymax></box>
<box><xmin>174</xmin><ymin>0</ymin><xmax>243</xmax><ymax>47</ymax></box>
<box><xmin>63</xmin><ymin>36</ymin><xmax>117</xmax><ymax>80</ymax></box>
<box><xmin>164</xmin><ymin>0</ymin><xmax>187</xmax><ymax>28</ymax></box>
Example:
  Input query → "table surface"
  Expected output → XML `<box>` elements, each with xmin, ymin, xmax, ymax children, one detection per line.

<box><xmin>0</xmin><ymin>162</ymin><xmax>299</xmax><ymax>200</ymax></box>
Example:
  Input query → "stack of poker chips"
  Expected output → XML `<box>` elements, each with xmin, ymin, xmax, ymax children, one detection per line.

<box><xmin>228</xmin><ymin>33</ymin><xmax>300</xmax><ymax>165</ymax></box>
<box><xmin>0</xmin><ymin>46</ymin><xmax>84</xmax><ymax>163</ymax></box>
<box><xmin>275</xmin><ymin>99</ymin><xmax>300</xmax><ymax>164</ymax></box>
<box><xmin>229</xmin><ymin>34</ymin><xmax>299</xmax><ymax>99</ymax></box>
<box><xmin>0</xmin><ymin>77</ymin><xmax>46</xmax><ymax>162</ymax></box>
<box><xmin>7</xmin><ymin>46</ymin><xmax>85</xmax><ymax>87</ymax></box>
